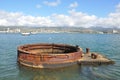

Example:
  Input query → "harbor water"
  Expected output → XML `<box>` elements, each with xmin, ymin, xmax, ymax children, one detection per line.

<box><xmin>0</xmin><ymin>33</ymin><xmax>120</xmax><ymax>80</ymax></box>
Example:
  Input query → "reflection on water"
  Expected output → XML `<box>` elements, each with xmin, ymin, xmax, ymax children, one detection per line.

<box><xmin>18</xmin><ymin>63</ymin><xmax>117</xmax><ymax>80</ymax></box>
<box><xmin>18</xmin><ymin>64</ymin><xmax>81</xmax><ymax>80</ymax></box>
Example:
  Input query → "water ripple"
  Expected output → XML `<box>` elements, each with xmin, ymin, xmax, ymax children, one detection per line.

<box><xmin>0</xmin><ymin>33</ymin><xmax>120</xmax><ymax>80</ymax></box>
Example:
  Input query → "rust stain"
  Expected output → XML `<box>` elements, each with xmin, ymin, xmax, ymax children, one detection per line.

<box><xmin>17</xmin><ymin>43</ymin><xmax>83</xmax><ymax>68</ymax></box>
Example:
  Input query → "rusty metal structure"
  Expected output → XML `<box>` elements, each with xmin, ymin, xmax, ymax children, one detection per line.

<box><xmin>17</xmin><ymin>43</ymin><xmax>83</xmax><ymax>68</ymax></box>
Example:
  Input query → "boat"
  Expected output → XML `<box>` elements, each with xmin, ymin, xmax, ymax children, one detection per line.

<box><xmin>31</xmin><ymin>31</ymin><xmax>38</xmax><ymax>34</ymax></box>
<box><xmin>21</xmin><ymin>32</ymin><xmax>31</xmax><ymax>36</ymax></box>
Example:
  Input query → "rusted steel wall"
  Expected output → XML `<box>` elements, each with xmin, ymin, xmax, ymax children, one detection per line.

<box><xmin>17</xmin><ymin>43</ymin><xmax>83</xmax><ymax>67</ymax></box>
<box><xmin>18</xmin><ymin>43</ymin><xmax>78</xmax><ymax>53</ymax></box>
<box><xmin>18</xmin><ymin>51</ymin><xmax>82</xmax><ymax>65</ymax></box>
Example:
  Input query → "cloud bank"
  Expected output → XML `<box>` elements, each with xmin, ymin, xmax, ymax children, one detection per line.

<box><xmin>0</xmin><ymin>3</ymin><xmax>120</xmax><ymax>28</ymax></box>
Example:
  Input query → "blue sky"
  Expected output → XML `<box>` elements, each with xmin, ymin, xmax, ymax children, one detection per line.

<box><xmin>0</xmin><ymin>0</ymin><xmax>119</xmax><ymax>17</ymax></box>
<box><xmin>0</xmin><ymin>0</ymin><xmax>120</xmax><ymax>27</ymax></box>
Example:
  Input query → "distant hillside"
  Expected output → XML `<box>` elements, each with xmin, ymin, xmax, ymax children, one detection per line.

<box><xmin>0</xmin><ymin>26</ymin><xmax>120</xmax><ymax>34</ymax></box>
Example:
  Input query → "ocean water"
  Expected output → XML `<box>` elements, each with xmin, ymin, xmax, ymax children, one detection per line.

<box><xmin>0</xmin><ymin>33</ymin><xmax>120</xmax><ymax>80</ymax></box>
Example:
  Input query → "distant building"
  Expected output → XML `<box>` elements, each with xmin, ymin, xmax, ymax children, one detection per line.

<box><xmin>98</xmin><ymin>31</ymin><xmax>104</xmax><ymax>34</ymax></box>
<box><xmin>112</xmin><ymin>29</ymin><xmax>119</xmax><ymax>34</ymax></box>
<box><xmin>7</xmin><ymin>28</ymin><xmax>10</xmax><ymax>32</ymax></box>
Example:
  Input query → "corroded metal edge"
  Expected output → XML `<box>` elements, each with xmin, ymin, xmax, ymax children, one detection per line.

<box><xmin>17</xmin><ymin>43</ymin><xmax>83</xmax><ymax>68</ymax></box>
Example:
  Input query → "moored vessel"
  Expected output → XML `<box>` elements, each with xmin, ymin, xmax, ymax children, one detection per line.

<box><xmin>21</xmin><ymin>32</ymin><xmax>31</xmax><ymax>36</ymax></box>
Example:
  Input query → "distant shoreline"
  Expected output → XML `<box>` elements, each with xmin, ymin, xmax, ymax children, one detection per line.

<box><xmin>0</xmin><ymin>27</ymin><xmax>120</xmax><ymax>34</ymax></box>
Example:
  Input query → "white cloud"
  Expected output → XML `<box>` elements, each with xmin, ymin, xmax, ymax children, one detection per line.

<box><xmin>96</xmin><ymin>12</ymin><xmax>120</xmax><ymax>28</ymax></box>
<box><xmin>0</xmin><ymin>10</ymin><xmax>55</xmax><ymax>26</ymax></box>
<box><xmin>0</xmin><ymin>11</ymin><xmax>24</xmax><ymax>26</ymax></box>
<box><xmin>36</xmin><ymin>4</ymin><xmax>42</xmax><ymax>9</ymax></box>
<box><xmin>69</xmin><ymin>2</ymin><xmax>78</xmax><ymax>8</ymax></box>
<box><xmin>116</xmin><ymin>3</ymin><xmax>120</xmax><ymax>12</ymax></box>
<box><xmin>43</xmin><ymin>0</ymin><xmax>60</xmax><ymax>7</ymax></box>
<box><xmin>0</xmin><ymin>19</ymin><xmax>8</xmax><ymax>25</ymax></box>
<box><xmin>95</xmin><ymin>3</ymin><xmax>120</xmax><ymax>28</ymax></box>
<box><xmin>0</xmin><ymin>3</ymin><xmax>120</xmax><ymax>28</ymax></box>
<box><xmin>68</xmin><ymin>10</ymin><xmax>97</xmax><ymax>27</ymax></box>
<box><xmin>17</xmin><ymin>15</ymin><xmax>55</xmax><ymax>26</ymax></box>
<box><xmin>52</xmin><ymin>14</ymin><xmax>74</xmax><ymax>26</ymax></box>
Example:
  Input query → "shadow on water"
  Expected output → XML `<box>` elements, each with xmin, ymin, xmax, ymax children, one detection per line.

<box><xmin>17</xmin><ymin>64</ymin><xmax>82</xmax><ymax>80</ymax></box>
<box><xmin>17</xmin><ymin>63</ymin><xmax>116</xmax><ymax>80</ymax></box>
